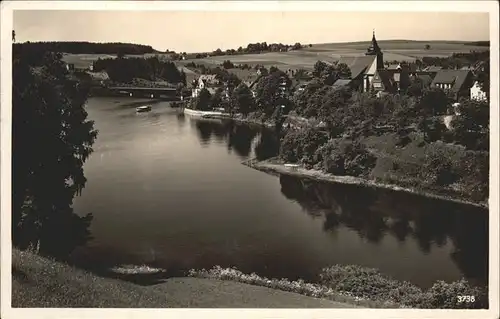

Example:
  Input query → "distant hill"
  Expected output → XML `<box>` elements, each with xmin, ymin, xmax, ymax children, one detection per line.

<box><xmin>313</xmin><ymin>39</ymin><xmax>489</xmax><ymax>46</ymax></box>
<box><xmin>13</xmin><ymin>41</ymin><xmax>158</xmax><ymax>55</ymax></box>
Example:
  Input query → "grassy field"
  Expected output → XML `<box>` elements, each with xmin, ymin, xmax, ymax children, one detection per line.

<box><xmin>11</xmin><ymin>249</ymin><xmax>361</xmax><ymax>308</ymax></box>
<box><xmin>62</xmin><ymin>40</ymin><xmax>488</xmax><ymax>73</ymax></box>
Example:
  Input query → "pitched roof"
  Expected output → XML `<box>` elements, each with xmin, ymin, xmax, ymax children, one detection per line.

<box><xmin>199</xmin><ymin>74</ymin><xmax>217</xmax><ymax>81</ymax></box>
<box><xmin>423</xmin><ymin>66</ymin><xmax>443</xmax><ymax>72</ymax></box>
<box><xmin>337</xmin><ymin>56</ymin><xmax>376</xmax><ymax>79</ymax></box>
<box><xmin>431</xmin><ymin>69</ymin><xmax>472</xmax><ymax>93</ymax></box>
<box><xmin>387</xmin><ymin>63</ymin><xmax>401</xmax><ymax>71</ymax></box>
<box><xmin>332</xmin><ymin>79</ymin><xmax>352</xmax><ymax>87</ymax></box>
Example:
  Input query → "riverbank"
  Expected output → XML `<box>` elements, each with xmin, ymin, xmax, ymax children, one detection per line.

<box><xmin>182</xmin><ymin>108</ymin><xmax>277</xmax><ymax>128</ymax></box>
<box><xmin>11</xmin><ymin>249</ymin><xmax>360</xmax><ymax>308</ymax></box>
<box><xmin>242</xmin><ymin>157</ymin><xmax>488</xmax><ymax>209</ymax></box>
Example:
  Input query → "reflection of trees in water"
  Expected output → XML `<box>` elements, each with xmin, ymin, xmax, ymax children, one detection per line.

<box><xmin>254</xmin><ymin>129</ymin><xmax>280</xmax><ymax>161</ymax></box>
<box><xmin>278</xmin><ymin>175</ymin><xmax>488</xmax><ymax>285</ymax></box>
<box><xmin>191</xmin><ymin>119</ymin><xmax>261</xmax><ymax>157</ymax></box>
<box><xmin>228</xmin><ymin>124</ymin><xmax>258</xmax><ymax>158</ymax></box>
<box><xmin>176</xmin><ymin>113</ymin><xmax>186</xmax><ymax>127</ymax></box>
<box><xmin>194</xmin><ymin>121</ymin><xmax>214</xmax><ymax>143</ymax></box>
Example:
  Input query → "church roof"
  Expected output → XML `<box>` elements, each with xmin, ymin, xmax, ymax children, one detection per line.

<box><xmin>337</xmin><ymin>56</ymin><xmax>376</xmax><ymax>79</ymax></box>
<box><xmin>366</xmin><ymin>30</ymin><xmax>381</xmax><ymax>55</ymax></box>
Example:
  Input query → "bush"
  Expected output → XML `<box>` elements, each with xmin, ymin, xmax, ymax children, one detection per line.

<box><xmin>319</xmin><ymin>265</ymin><xmax>425</xmax><ymax>306</ymax></box>
<box><xmin>426</xmin><ymin>279</ymin><xmax>488</xmax><ymax>309</ymax></box>
<box><xmin>320</xmin><ymin>265</ymin><xmax>487</xmax><ymax>309</ymax></box>
<box><xmin>318</xmin><ymin>139</ymin><xmax>377</xmax><ymax>177</ymax></box>
<box><xmin>423</xmin><ymin>149</ymin><xmax>459</xmax><ymax>187</ymax></box>
<box><xmin>279</xmin><ymin>126</ymin><xmax>328</xmax><ymax>166</ymax></box>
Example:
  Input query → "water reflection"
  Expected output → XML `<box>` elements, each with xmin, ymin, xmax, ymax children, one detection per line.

<box><xmin>279</xmin><ymin>175</ymin><xmax>488</xmax><ymax>286</ymax></box>
<box><xmin>191</xmin><ymin>119</ymin><xmax>273</xmax><ymax>159</ymax></box>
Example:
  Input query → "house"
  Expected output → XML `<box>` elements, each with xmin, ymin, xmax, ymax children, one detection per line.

<box><xmin>470</xmin><ymin>81</ymin><xmax>487</xmax><ymax>101</ymax></box>
<box><xmin>65</xmin><ymin>63</ymin><xmax>75</xmax><ymax>72</ymax></box>
<box><xmin>191</xmin><ymin>75</ymin><xmax>220</xmax><ymax>98</ymax></box>
<box><xmin>336</xmin><ymin>31</ymin><xmax>385</xmax><ymax>92</ymax></box>
<box><xmin>430</xmin><ymin>69</ymin><xmax>474</xmax><ymax>100</ymax></box>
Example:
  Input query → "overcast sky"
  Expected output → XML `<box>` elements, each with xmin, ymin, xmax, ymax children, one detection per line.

<box><xmin>13</xmin><ymin>10</ymin><xmax>490</xmax><ymax>52</ymax></box>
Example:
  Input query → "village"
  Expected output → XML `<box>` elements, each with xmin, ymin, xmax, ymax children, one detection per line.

<box><xmin>188</xmin><ymin>31</ymin><xmax>488</xmax><ymax>105</ymax></box>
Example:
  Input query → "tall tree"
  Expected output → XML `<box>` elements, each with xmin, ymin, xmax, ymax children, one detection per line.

<box><xmin>231</xmin><ymin>83</ymin><xmax>256</xmax><ymax>115</ymax></box>
<box><xmin>254</xmin><ymin>70</ymin><xmax>292</xmax><ymax>116</ymax></box>
<box><xmin>12</xmin><ymin>48</ymin><xmax>98</xmax><ymax>259</ymax></box>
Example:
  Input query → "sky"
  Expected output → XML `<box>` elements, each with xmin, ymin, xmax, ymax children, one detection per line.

<box><xmin>13</xmin><ymin>10</ymin><xmax>490</xmax><ymax>53</ymax></box>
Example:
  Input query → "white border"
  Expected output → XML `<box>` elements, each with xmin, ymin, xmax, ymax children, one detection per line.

<box><xmin>1</xmin><ymin>1</ymin><xmax>498</xmax><ymax>319</ymax></box>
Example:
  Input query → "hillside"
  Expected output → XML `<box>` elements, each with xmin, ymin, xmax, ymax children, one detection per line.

<box><xmin>11</xmin><ymin>249</ymin><xmax>359</xmax><ymax>308</ymax></box>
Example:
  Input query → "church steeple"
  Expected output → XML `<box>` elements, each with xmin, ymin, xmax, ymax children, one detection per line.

<box><xmin>366</xmin><ymin>29</ymin><xmax>381</xmax><ymax>55</ymax></box>
<box><xmin>365</xmin><ymin>29</ymin><xmax>384</xmax><ymax>69</ymax></box>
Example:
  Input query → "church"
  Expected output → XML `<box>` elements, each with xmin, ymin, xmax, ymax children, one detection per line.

<box><xmin>335</xmin><ymin>31</ymin><xmax>408</xmax><ymax>94</ymax></box>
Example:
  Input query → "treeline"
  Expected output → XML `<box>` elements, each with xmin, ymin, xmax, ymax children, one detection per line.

<box><xmin>418</xmin><ymin>50</ymin><xmax>489</xmax><ymax>69</ymax></box>
<box><xmin>14</xmin><ymin>41</ymin><xmax>157</xmax><ymax>55</ymax></box>
<box><xmin>175</xmin><ymin>42</ymin><xmax>308</xmax><ymax>60</ymax></box>
<box><xmin>466</xmin><ymin>41</ymin><xmax>489</xmax><ymax>47</ymax></box>
<box><xmin>93</xmin><ymin>56</ymin><xmax>186</xmax><ymax>84</ymax></box>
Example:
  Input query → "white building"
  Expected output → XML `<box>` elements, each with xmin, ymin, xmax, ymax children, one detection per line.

<box><xmin>191</xmin><ymin>75</ymin><xmax>219</xmax><ymax>98</ymax></box>
<box><xmin>470</xmin><ymin>81</ymin><xmax>487</xmax><ymax>101</ymax></box>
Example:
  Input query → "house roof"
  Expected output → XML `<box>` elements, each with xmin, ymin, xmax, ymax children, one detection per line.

<box><xmin>423</xmin><ymin>66</ymin><xmax>443</xmax><ymax>72</ymax></box>
<box><xmin>332</xmin><ymin>79</ymin><xmax>352</xmax><ymax>87</ymax></box>
<box><xmin>337</xmin><ymin>56</ymin><xmax>376</xmax><ymax>79</ymax></box>
<box><xmin>387</xmin><ymin>64</ymin><xmax>401</xmax><ymax>71</ymax></box>
<box><xmin>199</xmin><ymin>74</ymin><xmax>217</xmax><ymax>81</ymax></box>
<box><xmin>431</xmin><ymin>69</ymin><xmax>472</xmax><ymax>93</ymax></box>
<box><xmin>248</xmin><ymin>75</ymin><xmax>263</xmax><ymax>89</ymax></box>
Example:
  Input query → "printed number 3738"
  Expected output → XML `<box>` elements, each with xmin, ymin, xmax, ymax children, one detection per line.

<box><xmin>458</xmin><ymin>296</ymin><xmax>476</xmax><ymax>303</ymax></box>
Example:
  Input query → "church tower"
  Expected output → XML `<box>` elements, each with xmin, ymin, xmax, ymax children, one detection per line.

<box><xmin>365</xmin><ymin>30</ymin><xmax>384</xmax><ymax>70</ymax></box>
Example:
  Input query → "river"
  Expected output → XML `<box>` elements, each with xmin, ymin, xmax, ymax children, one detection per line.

<box><xmin>71</xmin><ymin>97</ymin><xmax>488</xmax><ymax>289</ymax></box>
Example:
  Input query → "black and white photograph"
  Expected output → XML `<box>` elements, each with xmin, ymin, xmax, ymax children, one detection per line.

<box><xmin>1</xmin><ymin>1</ymin><xmax>498</xmax><ymax>318</ymax></box>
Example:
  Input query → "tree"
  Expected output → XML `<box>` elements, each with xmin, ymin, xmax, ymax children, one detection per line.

<box><xmin>313</xmin><ymin>61</ymin><xmax>351</xmax><ymax>85</ymax></box>
<box><xmin>254</xmin><ymin>70</ymin><xmax>292</xmax><ymax>116</ymax></box>
<box><xmin>418</xmin><ymin>87</ymin><xmax>449</xmax><ymax>116</ymax></box>
<box><xmin>12</xmin><ymin>49</ymin><xmax>98</xmax><ymax>259</ymax></box>
<box><xmin>425</xmin><ymin>44</ymin><xmax>431</xmax><ymax>50</ymax></box>
<box><xmin>450</xmin><ymin>99</ymin><xmax>489</xmax><ymax>150</ymax></box>
<box><xmin>407</xmin><ymin>77</ymin><xmax>424</xmax><ymax>97</ymax></box>
<box><xmin>222</xmin><ymin>60</ymin><xmax>234</xmax><ymax>69</ymax></box>
<box><xmin>417</xmin><ymin>116</ymin><xmax>447</xmax><ymax>143</ymax></box>
<box><xmin>192</xmin><ymin>88</ymin><xmax>212</xmax><ymax>111</ymax></box>
<box><xmin>231</xmin><ymin>83</ymin><xmax>256</xmax><ymax>115</ymax></box>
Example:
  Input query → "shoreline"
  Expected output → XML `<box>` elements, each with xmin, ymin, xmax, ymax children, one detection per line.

<box><xmin>242</xmin><ymin>157</ymin><xmax>488</xmax><ymax>209</ymax></box>
<box><xmin>182</xmin><ymin>108</ymin><xmax>276</xmax><ymax>128</ymax></box>
<box><xmin>184</xmin><ymin>108</ymin><xmax>488</xmax><ymax>209</ymax></box>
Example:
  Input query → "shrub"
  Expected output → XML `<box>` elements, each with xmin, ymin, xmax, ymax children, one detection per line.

<box><xmin>279</xmin><ymin>126</ymin><xmax>328</xmax><ymax>166</ymax></box>
<box><xmin>426</xmin><ymin>279</ymin><xmax>488</xmax><ymax>309</ymax></box>
<box><xmin>318</xmin><ymin>139</ymin><xmax>377</xmax><ymax>177</ymax></box>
